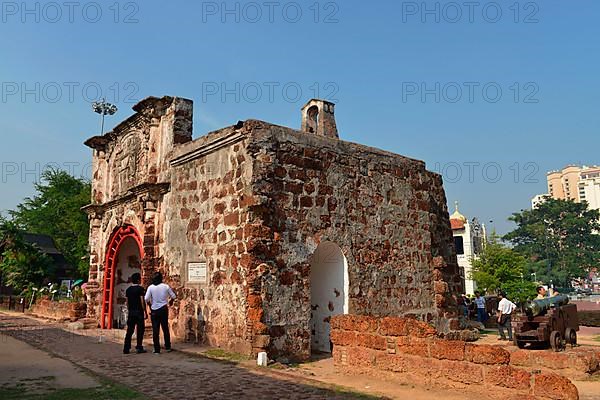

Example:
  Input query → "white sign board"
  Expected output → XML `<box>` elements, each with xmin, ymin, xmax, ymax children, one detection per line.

<box><xmin>188</xmin><ymin>262</ymin><xmax>207</xmax><ymax>284</ymax></box>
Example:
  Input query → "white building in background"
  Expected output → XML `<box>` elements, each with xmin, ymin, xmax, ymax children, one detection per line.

<box><xmin>450</xmin><ymin>202</ymin><xmax>486</xmax><ymax>295</ymax></box>
<box><xmin>579</xmin><ymin>168</ymin><xmax>600</xmax><ymax>210</ymax></box>
<box><xmin>531</xmin><ymin>194</ymin><xmax>549</xmax><ymax>209</ymax></box>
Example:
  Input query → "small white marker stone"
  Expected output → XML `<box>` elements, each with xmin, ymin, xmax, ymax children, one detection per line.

<box><xmin>257</xmin><ymin>352</ymin><xmax>268</xmax><ymax>367</ymax></box>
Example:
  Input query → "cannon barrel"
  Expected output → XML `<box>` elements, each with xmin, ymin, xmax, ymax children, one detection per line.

<box><xmin>526</xmin><ymin>294</ymin><xmax>569</xmax><ymax>317</ymax></box>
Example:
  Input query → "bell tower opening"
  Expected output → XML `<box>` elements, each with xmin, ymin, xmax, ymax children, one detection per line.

<box><xmin>306</xmin><ymin>105</ymin><xmax>319</xmax><ymax>134</ymax></box>
<box><xmin>301</xmin><ymin>99</ymin><xmax>339</xmax><ymax>139</ymax></box>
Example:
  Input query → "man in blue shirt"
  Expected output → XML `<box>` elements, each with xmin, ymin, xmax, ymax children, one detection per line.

<box><xmin>474</xmin><ymin>291</ymin><xmax>487</xmax><ymax>323</ymax></box>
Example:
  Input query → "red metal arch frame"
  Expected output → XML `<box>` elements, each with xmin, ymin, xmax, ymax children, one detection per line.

<box><xmin>100</xmin><ymin>225</ymin><xmax>144</xmax><ymax>329</ymax></box>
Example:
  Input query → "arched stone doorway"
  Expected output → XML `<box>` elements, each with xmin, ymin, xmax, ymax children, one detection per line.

<box><xmin>101</xmin><ymin>225</ymin><xmax>143</xmax><ymax>329</ymax></box>
<box><xmin>310</xmin><ymin>242</ymin><xmax>349</xmax><ymax>353</ymax></box>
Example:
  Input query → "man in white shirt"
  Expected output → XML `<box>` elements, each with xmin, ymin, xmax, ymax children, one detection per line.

<box><xmin>145</xmin><ymin>272</ymin><xmax>177</xmax><ymax>354</ymax></box>
<box><xmin>496</xmin><ymin>291</ymin><xmax>517</xmax><ymax>341</ymax></box>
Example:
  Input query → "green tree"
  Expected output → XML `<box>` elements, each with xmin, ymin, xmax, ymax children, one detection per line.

<box><xmin>470</xmin><ymin>234</ymin><xmax>537</xmax><ymax>303</ymax></box>
<box><xmin>8</xmin><ymin>169</ymin><xmax>91</xmax><ymax>277</ymax></box>
<box><xmin>0</xmin><ymin>220</ymin><xmax>54</xmax><ymax>292</ymax></box>
<box><xmin>504</xmin><ymin>198</ymin><xmax>600</xmax><ymax>287</ymax></box>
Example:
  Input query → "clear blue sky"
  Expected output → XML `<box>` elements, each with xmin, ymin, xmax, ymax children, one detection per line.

<box><xmin>1</xmin><ymin>0</ymin><xmax>599</xmax><ymax>234</ymax></box>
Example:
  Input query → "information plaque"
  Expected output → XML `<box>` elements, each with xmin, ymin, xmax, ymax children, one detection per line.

<box><xmin>187</xmin><ymin>262</ymin><xmax>207</xmax><ymax>283</ymax></box>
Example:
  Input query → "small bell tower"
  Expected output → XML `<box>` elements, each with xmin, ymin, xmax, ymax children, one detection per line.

<box><xmin>301</xmin><ymin>99</ymin><xmax>339</xmax><ymax>139</ymax></box>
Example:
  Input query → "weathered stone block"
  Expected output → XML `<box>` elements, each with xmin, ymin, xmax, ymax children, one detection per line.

<box><xmin>465</xmin><ymin>344</ymin><xmax>510</xmax><ymax>365</ymax></box>
<box><xmin>485</xmin><ymin>365</ymin><xmax>531</xmax><ymax>390</ymax></box>
<box><xmin>331</xmin><ymin>315</ymin><xmax>377</xmax><ymax>333</ymax></box>
<box><xmin>434</xmin><ymin>281</ymin><xmax>448</xmax><ymax>295</ymax></box>
<box><xmin>347</xmin><ymin>346</ymin><xmax>377</xmax><ymax>368</ymax></box>
<box><xmin>432</xmin><ymin>359</ymin><xmax>484</xmax><ymax>384</ymax></box>
<box><xmin>533</xmin><ymin>373</ymin><xmax>579</xmax><ymax>400</ymax></box>
<box><xmin>376</xmin><ymin>353</ymin><xmax>408</xmax><ymax>373</ymax></box>
<box><xmin>356</xmin><ymin>333</ymin><xmax>387</xmax><ymax>351</ymax></box>
<box><xmin>430</xmin><ymin>339</ymin><xmax>465</xmax><ymax>361</ymax></box>
<box><xmin>530</xmin><ymin>351</ymin><xmax>572</xmax><ymax>370</ymax></box>
<box><xmin>396</xmin><ymin>336</ymin><xmax>430</xmax><ymax>357</ymax></box>
<box><xmin>223</xmin><ymin>212</ymin><xmax>240</xmax><ymax>226</ymax></box>
<box><xmin>405</xmin><ymin>318</ymin><xmax>437</xmax><ymax>338</ymax></box>
<box><xmin>330</xmin><ymin>330</ymin><xmax>357</xmax><ymax>347</ymax></box>
<box><xmin>378</xmin><ymin>317</ymin><xmax>407</xmax><ymax>336</ymax></box>
<box><xmin>509</xmin><ymin>349</ymin><xmax>531</xmax><ymax>366</ymax></box>
<box><xmin>252</xmin><ymin>335</ymin><xmax>270</xmax><ymax>348</ymax></box>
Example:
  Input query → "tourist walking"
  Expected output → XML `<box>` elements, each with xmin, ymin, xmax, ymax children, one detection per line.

<box><xmin>123</xmin><ymin>273</ymin><xmax>147</xmax><ymax>354</ymax></box>
<box><xmin>497</xmin><ymin>291</ymin><xmax>517</xmax><ymax>341</ymax></box>
<box><xmin>145</xmin><ymin>272</ymin><xmax>177</xmax><ymax>354</ymax></box>
<box><xmin>474</xmin><ymin>291</ymin><xmax>487</xmax><ymax>322</ymax></box>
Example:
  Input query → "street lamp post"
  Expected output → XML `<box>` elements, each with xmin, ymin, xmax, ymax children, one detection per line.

<box><xmin>92</xmin><ymin>98</ymin><xmax>118</xmax><ymax>135</ymax></box>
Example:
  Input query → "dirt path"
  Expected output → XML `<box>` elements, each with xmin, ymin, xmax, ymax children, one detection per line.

<box><xmin>0</xmin><ymin>313</ymin><xmax>379</xmax><ymax>399</ymax></box>
<box><xmin>0</xmin><ymin>332</ymin><xmax>100</xmax><ymax>393</ymax></box>
<box><xmin>0</xmin><ymin>312</ymin><xmax>485</xmax><ymax>400</ymax></box>
<box><xmin>2</xmin><ymin>312</ymin><xmax>599</xmax><ymax>400</ymax></box>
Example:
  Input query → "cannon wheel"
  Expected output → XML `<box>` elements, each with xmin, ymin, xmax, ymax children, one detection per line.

<box><xmin>550</xmin><ymin>330</ymin><xmax>563</xmax><ymax>352</ymax></box>
<box><xmin>565</xmin><ymin>328</ymin><xmax>577</xmax><ymax>346</ymax></box>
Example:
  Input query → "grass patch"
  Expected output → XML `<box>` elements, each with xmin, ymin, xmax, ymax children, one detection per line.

<box><xmin>268</xmin><ymin>362</ymin><xmax>300</xmax><ymax>369</ymax></box>
<box><xmin>0</xmin><ymin>379</ymin><xmax>143</xmax><ymax>400</ymax></box>
<box><xmin>203</xmin><ymin>348</ymin><xmax>249</xmax><ymax>363</ymax></box>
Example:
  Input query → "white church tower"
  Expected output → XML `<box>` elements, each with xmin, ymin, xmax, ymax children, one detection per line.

<box><xmin>449</xmin><ymin>202</ymin><xmax>486</xmax><ymax>295</ymax></box>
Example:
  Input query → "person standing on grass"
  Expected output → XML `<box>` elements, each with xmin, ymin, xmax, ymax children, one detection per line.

<box><xmin>145</xmin><ymin>272</ymin><xmax>176</xmax><ymax>354</ymax></box>
<box><xmin>474</xmin><ymin>291</ymin><xmax>487</xmax><ymax>323</ymax></box>
<box><xmin>497</xmin><ymin>291</ymin><xmax>517</xmax><ymax>341</ymax></box>
<box><xmin>123</xmin><ymin>273</ymin><xmax>147</xmax><ymax>354</ymax></box>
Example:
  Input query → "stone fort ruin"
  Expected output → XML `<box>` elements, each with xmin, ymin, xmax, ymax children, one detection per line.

<box><xmin>83</xmin><ymin>96</ymin><xmax>463</xmax><ymax>360</ymax></box>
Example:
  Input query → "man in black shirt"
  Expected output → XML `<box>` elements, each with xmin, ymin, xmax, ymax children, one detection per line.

<box><xmin>123</xmin><ymin>273</ymin><xmax>147</xmax><ymax>354</ymax></box>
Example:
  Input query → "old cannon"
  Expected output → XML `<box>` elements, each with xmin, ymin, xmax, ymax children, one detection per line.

<box><xmin>512</xmin><ymin>294</ymin><xmax>579</xmax><ymax>351</ymax></box>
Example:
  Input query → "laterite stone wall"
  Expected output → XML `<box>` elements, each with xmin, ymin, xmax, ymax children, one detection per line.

<box><xmin>331</xmin><ymin>315</ymin><xmax>579</xmax><ymax>400</ymax></box>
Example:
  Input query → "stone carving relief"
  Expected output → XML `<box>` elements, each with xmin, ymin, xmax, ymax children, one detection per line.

<box><xmin>110</xmin><ymin>131</ymin><xmax>144</xmax><ymax>196</ymax></box>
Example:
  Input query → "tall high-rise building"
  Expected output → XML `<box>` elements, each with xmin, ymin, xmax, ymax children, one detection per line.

<box><xmin>547</xmin><ymin>165</ymin><xmax>585</xmax><ymax>201</ymax></box>
<box><xmin>539</xmin><ymin>165</ymin><xmax>600</xmax><ymax>211</ymax></box>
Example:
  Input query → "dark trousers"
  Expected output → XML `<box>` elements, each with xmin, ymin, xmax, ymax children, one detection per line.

<box><xmin>124</xmin><ymin>314</ymin><xmax>145</xmax><ymax>351</ymax></box>
<box><xmin>498</xmin><ymin>315</ymin><xmax>513</xmax><ymax>340</ymax></box>
<box><xmin>477</xmin><ymin>308</ymin><xmax>488</xmax><ymax>323</ymax></box>
<box><xmin>151</xmin><ymin>306</ymin><xmax>171</xmax><ymax>352</ymax></box>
